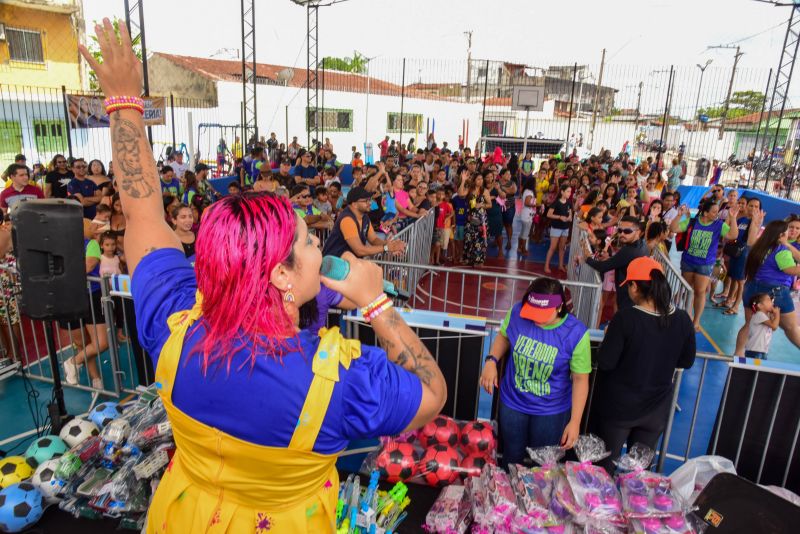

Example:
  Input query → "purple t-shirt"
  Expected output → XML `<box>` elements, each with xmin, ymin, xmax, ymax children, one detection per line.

<box><xmin>681</xmin><ymin>218</ymin><xmax>728</xmax><ymax>267</ymax></box>
<box><xmin>310</xmin><ymin>284</ymin><xmax>344</xmax><ymax>336</ymax></box>
<box><xmin>498</xmin><ymin>304</ymin><xmax>591</xmax><ymax>416</ymax></box>
<box><xmin>132</xmin><ymin>248</ymin><xmax>421</xmax><ymax>454</ymax></box>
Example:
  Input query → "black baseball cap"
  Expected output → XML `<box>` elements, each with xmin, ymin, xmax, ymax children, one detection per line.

<box><xmin>14</xmin><ymin>154</ymin><xmax>25</xmax><ymax>162</ymax></box>
<box><xmin>195</xmin><ymin>163</ymin><xmax>209</xmax><ymax>172</ymax></box>
<box><xmin>346</xmin><ymin>186</ymin><xmax>373</xmax><ymax>204</ymax></box>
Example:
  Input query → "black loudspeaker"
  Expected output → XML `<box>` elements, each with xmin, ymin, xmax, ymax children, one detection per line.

<box><xmin>12</xmin><ymin>199</ymin><xmax>89</xmax><ymax>320</ymax></box>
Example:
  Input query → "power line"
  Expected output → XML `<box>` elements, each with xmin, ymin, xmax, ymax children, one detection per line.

<box><xmin>725</xmin><ymin>20</ymin><xmax>787</xmax><ymax>45</ymax></box>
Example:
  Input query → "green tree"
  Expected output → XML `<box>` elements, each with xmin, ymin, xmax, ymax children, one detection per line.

<box><xmin>698</xmin><ymin>90</ymin><xmax>764</xmax><ymax>120</ymax></box>
<box><xmin>321</xmin><ymin>51</ymin><xmax>367</xmax><ymax>74</ymax></box>
<box><xmin>87</xmin><ymin>18</ymin><xmax>143</xmax><ymax>91</ymax></box>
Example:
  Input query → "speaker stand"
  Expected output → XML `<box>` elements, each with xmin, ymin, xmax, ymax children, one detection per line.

<box><xmin>44</xmin><ymin>321</ymin><xmax>69</xmax><ymax>435</ymax></box>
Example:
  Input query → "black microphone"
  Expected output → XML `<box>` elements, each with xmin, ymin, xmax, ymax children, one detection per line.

<box><xmin>320</xmin><ymin>255</ymin><xmax>409</xmax><ymax>301</ymax></box>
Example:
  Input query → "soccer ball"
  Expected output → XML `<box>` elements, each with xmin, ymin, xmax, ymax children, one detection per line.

<box><xmin>30</xmin><ymin>459</ymin><xmax>64</xmax><ymax>504</ymax></box>
<box><xmin>459</xmin><ymin>421</ymin><xmax>496</xmax><ymax>457</ymax></box>
<box><xmin>419</xmin><ymin>415</ymin><xmax>460</xmax><ymax>448</ymax></box>
<box><xmin>24</xmin><ymin>435</ymin><xmax>68</xmax><ymax>468</ymax></box>
<box><xmin>59</xmin><ymin>418</ymin><xmax>99</xmax><ymax>448</ymax></box>
<box><xmin>375</xmin><ymin>442</ymin><xmax>419</xmax><ymax>483</ymax></box>
<box><xmin>89</xmin><ymin>402</ymin><xmax>123</xmax><ymax>428</ymax></box>
<box><xmin>0</xmin><ymin>458</ymin><xmax>33</xmax><ymax>490</ymax></box>
<box><xmin>0</xmin><ymin>482</ymin><xmax>45</xmax><ymax>533</ymax></box>
<box><xmin>460</xmin><ymin>454</ymin><xmax>492</xmax><ymax>478</ymax></box>
<box><xmin>420</xmin><ymin>444</ymin><xmax>462</xmax><ymax>487</ymax></box>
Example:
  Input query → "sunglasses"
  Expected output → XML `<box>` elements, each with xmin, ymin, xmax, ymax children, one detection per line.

<box><xmin>618</xmin><ymin>228</ymin><xmax>636</xmax><ymax>235</ymax></box>
<box><xmin>299</xmin><ymin>194</ymin><xmax>311</xmax><ymax>199</ymax></box>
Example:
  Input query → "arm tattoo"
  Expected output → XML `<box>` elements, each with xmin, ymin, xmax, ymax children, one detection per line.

<box><xmin>111</xmin><ymin>118</ymin><xmax>155</xmax><ymax>199</ymax></box>
<box><xmin>375</xmin><ymin>311</ymin><xmax>436</xmax><ymax>386</ymax></box>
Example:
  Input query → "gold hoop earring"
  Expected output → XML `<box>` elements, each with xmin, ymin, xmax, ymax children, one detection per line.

<box><xmin>284</xmin><ymin>284</ymin><xmax>295</xmax><ymax>303</ymax></box>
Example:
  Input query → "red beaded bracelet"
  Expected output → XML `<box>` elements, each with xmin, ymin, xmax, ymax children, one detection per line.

<box><xmin>104</xmin><ymin>96</ymin><xmax>145</xmax><ymax>115</ymax></box>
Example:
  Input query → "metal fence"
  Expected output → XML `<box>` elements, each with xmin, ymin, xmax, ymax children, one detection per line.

<box><xmin>566</xmin><ymin>216</ymin><xmax>604</xmax><ymax>327</ymax></box>
<box><xmin>6</xmin><ymin>52</ymin><xmax>799</xmax><ymax>199</ymax></box>
<box><xmin>653</xmin><ymin>247</ymin><xmax>695</xmax><ymax>314</ymax></box>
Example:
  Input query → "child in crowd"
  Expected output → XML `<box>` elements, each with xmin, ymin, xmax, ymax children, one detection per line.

<box><xmin>745</xmin><ymin>293</ymin><xmax>780</xmax><ymax>359</ymax></box>
<box><xmin>313</xmin><ymin>186</ymin><xmax>332</xmax><ymax>216</ymax></box>
<box><xmin>323</xmin><ymin>167</ymin><xmax>340</xmax><ymax>188</ymax></box>
<box><xmin>328</xmin><ymin>182</ymin><xmax>343</xmax><ymax>214</ymax></box>
<box><xmin>98</xmin><ymin>231</ymin><xmax>122</xmax><ymax>276</ymax></box>
<box><xmin>352</xmin><ymin>151</ymin><xmax>364</xmax><ymax>168</ymax></box>
<box><xmin>451</xmin><ymin>186</ymin><xmax>468</xmax><ymax>263</ymax></box>
<box><xmin>432</xmin><ymin>189</ymin><xmax>453</xmax><ymax>265</ymax></box>
<box><xmin>228</xmin><ymin>181</ymin><xmax>241</xmax><ymax>196</ymax></box>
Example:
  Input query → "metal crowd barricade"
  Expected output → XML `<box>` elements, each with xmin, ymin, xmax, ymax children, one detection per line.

<box><xmin>369</xmin><ymin>210</ymin><xmax>436</xmax><ymax>297</ymax></box>
<box><xmin>374</xmin><ymin>260</ymin><xmax>602</xmax><ymax>329</ymax></box>
<box><xmin>652</xmin><ymin>248</ymin><xmax>694</xmax><ymax>313</ymax></box>
<box><xmin>566</xmin><ymin>217</ymin><xmax>603</xmax><ymax>328</ymax></box>
<box><xmin>0</xmin><ymin>261</ymin><xmax>122</xmax><ymax>398</ymax></box>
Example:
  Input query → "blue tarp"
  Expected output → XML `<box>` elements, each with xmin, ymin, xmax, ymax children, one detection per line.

<box><xmin>676</xmin><ymin>185</ymin><xmax>799</xmax><ymax>223</ymax></box>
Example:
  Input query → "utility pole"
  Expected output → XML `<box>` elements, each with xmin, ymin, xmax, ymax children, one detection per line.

<box><xmin>633</xmin><ymin>81</ymin><xmax>643</xmax><ymax>142</ymax></box>
<box><xmin>464</xmin><ymin>30</ymin><xmax>473</xmax><ymax>102</ymax></box>
<box><xmin>588</xmin><ymin>48</ymin><xmax>606</xmax><ymax>151</ymax></box>
<box><xmin>708</xmin><ymin>44</ymin><xmax>743</xmax><ymax>140</ymax></box>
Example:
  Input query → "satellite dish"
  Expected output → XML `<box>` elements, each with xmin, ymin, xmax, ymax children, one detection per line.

<box><xmin>277</xmin><ymin>68</ymin><xmax>294</xmax><ymax>82</ymax></box>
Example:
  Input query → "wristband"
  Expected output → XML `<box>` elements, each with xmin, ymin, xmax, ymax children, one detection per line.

<box><xmin>360</xmin><ymin>293</ymin><xmax>391</xmax><ymax>322</ymax></box>
<box><xmin>365</xmin><ymin>299</ymin><xmax>393</xmax><ymax>322</ymax></box>
<box><xmin>484</xmin><ymin>355</ymin><xmax>499</xmax><ymax>365</ymax></box>
<box><xmin>104</xmin><ymin>96</ymin><xmax>145</xmax><ymax>115</ymax></box>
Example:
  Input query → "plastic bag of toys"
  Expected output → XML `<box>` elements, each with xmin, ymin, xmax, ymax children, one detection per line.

<box><xmin>361</xmin><ymin>415</ymin><xmax>497</xmax><ymax>487</ymax></box>
<box><xmin>558</xmin><ymin>435</ymin><xmax>625</xmax><ymax>530</ymax></box>
<box><xmin>465</xmin><ymin>475</ymin><xmax>490</xmax><ymax>533</ymax></box>
<box><xmin>424</xmin><ymin>484</ymin><xmax>471</xmax><ymax>533</ymax></box>
<box><xmin>128</xmin><ymin>398</ymin><xmax>171</xmax><ymax>452</ymax></box>
<box><xmin>615</xmin><ymin>444</ymin><xmax>686</xmax><ymax>519</ymax></box>
<box><xmin>481</xmin><ymin>463</ymin><xmax>518</xmax><ymax>532</ymax></box>
<box><xmin>508</xmin><ymin>446</ymin><xmax>568</xmax><ymax>528</ymax></box>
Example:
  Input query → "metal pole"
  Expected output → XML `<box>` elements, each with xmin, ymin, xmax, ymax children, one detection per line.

<box><xmin>633</xmin><ymin>81</ymin><xmax>643</xmax><ymax>144</ymax></box>
<box><xmin>399</xmin><ymin>58</ymin><xmax>406</xmax><ymax>146</ymax></box>
<box><xmin>480</xmin><ymin>59</ymin><xmax>489</xmax><ymax>144</ymax></box>
<box><xmin>660</xmin><ymin>66</ymin><xmax>674</xmax><ymax>154</ymax></box>
<box><xmin>320</xmin><ymin>65</ymin><xmax>325</xmax><ymax>144</ymax></box>
<box><xmin>767</xmin><ymin>22</ymin><xmax>800</xmax><ymax>190</ymax></box>
<box><xmin>521</xmin><ymin>108</ymin><xmax>530</xmax><ymax>158</ymax></box>
<box><xmin>688</xmin><ymin>65</ymin><xmax>707</xmax><ymax>158</ymax></box>
<box><xmin>134</xmin><ymin>0</ymin><xmax>153</xmax><ymax>147</ymax></box>
<box><xmin>656</xmin><ymin>369</ymin><xmax>684</xmax><ymax>473</ymax></box>
<box><xmin>169</xmin><ymin>93</ymin><xmax>176</xmax><ymax>151</ymax></box>
<box><xmin>365</xmin><ymin>62</ymin><xmax>370</xmax><ymax>144</ymax></box>
<box><xmin>306</xmin><ymin>3</ymin><xmax>311</xmax><ymax>148</ymax></box>
<box><xmin>718</xmin><ymin>46</ymin><xmax>743</xmax><ymax>140</ymax></box>
<box><xmin>285</xmin><ymin>105</ymin><xmax>289</xmax><ymax>147</ymax></box>
<box><xmin>564</xmin><ymin>62</ymin><xmax>578</xmax><ymax>156</ymax></box>
<box><xmin>748</xmin><ymin>69</ymin><xmax>772</xmax><ymax>189</ymax></box>
<box><xmin>60</xmin><ymin>85</ymin><xmax>73</xmax><ymax>159</ymax></box>
<box><xmin>588</xmin><ymin>48</ymin><xmax>606</xmax><ymax>151</ymax></box>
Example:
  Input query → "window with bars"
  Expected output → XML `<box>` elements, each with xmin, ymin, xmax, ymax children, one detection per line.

<box><xmin>306</xmin><ymin>108</ymin><xmax>353</xmax><ymax>132</ymax></box>
<box><xmin>387</xmin><ymin>112</ymin><xmax>423</xmax><ymax>133</ymax></box>
<box><xmin>7</xmin><ymin>28</ymin><xmax>45</xmax><ymax>64</ymax></box>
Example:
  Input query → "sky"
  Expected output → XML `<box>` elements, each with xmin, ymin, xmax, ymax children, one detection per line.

<box><xmin>82</xmin><ymin>0</ymin><xmax>799</xmax><ymax>109</ymax></box>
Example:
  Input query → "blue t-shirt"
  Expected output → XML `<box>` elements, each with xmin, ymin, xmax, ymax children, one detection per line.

<box><xmin>132</xmin><ymin>249</ymin><xmax>422</xmax><ymax>454</ymax></box>
<box><xmin>160</xmin><ymin>178</ymin><xmax>181</xmax><ymax>197</ymax></box>
<box><xmin>735</xmin><ymin>217</ymin><xmax>751</xmax><ymax>242</ymax></box>
<box><xmin>67</xmin><ymin>178</ymin><xmax>99</xmax><ymax>219</ymax></box>
<box><xmin>293</xmin><ymin>164</ymin><xmax>318</xmax><ymax>180</ymax></box>
<box><xmin>309</xmin><ymin>284</ymin><xmax>344</xmax><ymax>336</ymax></box>
<box><xmin>680</xmin><ymin>218</ymin><xmax>728</xmax><ymax>267</ymax></box>
<box><xmin>383</xmin><ymin>192</ymin><xmax>397</xmax><ymax>216</ymax></box>
<box><xmin>498</xmin><ymin>304</ymin><xmax>591</xmax><ymax>416</ymax></box>
<box><xmin>452</xmin><ymin>195</ymin><xmax>468</xmax><ymax>226</ymax></box>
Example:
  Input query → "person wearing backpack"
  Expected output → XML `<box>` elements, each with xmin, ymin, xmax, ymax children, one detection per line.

<box><xmin>670</xmin><ymin>199</ymin><xmax>740</xmax><ymax>330</ymax></box>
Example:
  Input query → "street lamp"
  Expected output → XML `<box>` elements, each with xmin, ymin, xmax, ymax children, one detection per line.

<box><xmin>688</xmin><ymin>59</ymin><xmax>713</xmax><ymax>158</ymax></box>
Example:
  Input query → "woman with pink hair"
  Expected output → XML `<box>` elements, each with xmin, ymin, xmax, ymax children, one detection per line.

<box><xmin>82</xmin><ymin>20</ymin><xmax>446</xmax><ymax>533</ymax></box>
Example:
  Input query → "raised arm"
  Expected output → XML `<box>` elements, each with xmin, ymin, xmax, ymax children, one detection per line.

<box><xmin>79</xmin><ymin>19</ymin><xmax>180</xmax><ymax>276</ymax></box>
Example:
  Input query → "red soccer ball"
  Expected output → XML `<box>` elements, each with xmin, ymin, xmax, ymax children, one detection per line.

<box><xmin>420</xmin><ymin>444</ymin><xmax>462</xmax><ymax>487</ymax></box>
<box><xmin>460</xmin><ymin>454</ymin><xmax>493</xmax><ymax>478</ymax></box>
<box><xmin>419</xmin><ymin>415</ymin><xmax>460</xmax><ymax>448</ymax></box>
<box><xmin>375</xmin><ymin>442</ymin><xmax>419</xmax><ymax>483</ymax></box>
<box><xmin>459</xmin><ymin>420</ymin><xmax>496</xmax><ymax>457</ymax></box>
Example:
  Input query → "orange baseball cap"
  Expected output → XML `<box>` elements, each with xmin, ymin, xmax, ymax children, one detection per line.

<box><xmin>620</xmin><ymin>256</ymin><xmax>664</xmax><ymax>286</ymax></box>
<box><xmin>520</xmin><ymin>292</ymin><xmax>563</xmax><ymax>323</ymax></box>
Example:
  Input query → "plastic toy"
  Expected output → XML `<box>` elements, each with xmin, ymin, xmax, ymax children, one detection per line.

<box><xmin>459</xmin><ymin>420</ymin><xmax>496</xmax><ymax>457</ymax></box>
<box><xmin>420</xmin><ymin>444</ymin><xmax>461</xmax><ymax>487</ymax></box>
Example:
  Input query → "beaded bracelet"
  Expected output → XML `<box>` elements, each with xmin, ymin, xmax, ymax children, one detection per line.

<box><xmin>365</xmin><ymin>300</ymin><xmax>393</xmax><ymax>322</ymax></box>
<box><xmin>104</xmin><ymin>96</ymin><xmax>145</xmax><ymax>115</ymax></box>
<box><xmin>360</xmin><ymin>293</ymin><xmax>391</xmax><ymax>322</ymax></box>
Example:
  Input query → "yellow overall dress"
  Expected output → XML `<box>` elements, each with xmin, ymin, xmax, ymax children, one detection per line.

<box><xmin>146</xmin><ymin>300</ymin><xmax>361</xmax><ymax>533</ymax></box>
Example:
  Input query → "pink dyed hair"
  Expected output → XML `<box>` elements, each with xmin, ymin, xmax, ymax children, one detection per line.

<box><xmin>192</xmin><ymin>191</ymin><xmax>298</xmax><ymax>373</ymax></box>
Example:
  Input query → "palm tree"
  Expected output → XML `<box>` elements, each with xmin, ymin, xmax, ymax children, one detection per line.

<box><xmin>321</xmin><ymin>50</ymin><xmax>367</xmax><ymax>74</ymax></box>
